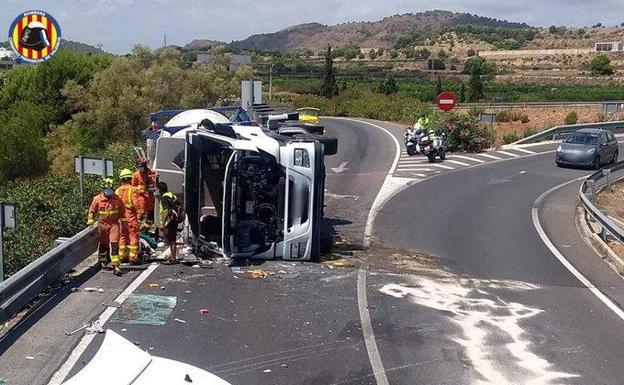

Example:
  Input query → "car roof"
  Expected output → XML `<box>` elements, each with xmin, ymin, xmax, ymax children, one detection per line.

<box><xmin>576</xmin><ymin>128</ymin><xmax>605</xmax><ymax>134</ymax></box>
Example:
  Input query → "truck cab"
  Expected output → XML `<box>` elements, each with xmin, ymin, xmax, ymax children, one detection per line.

<box><xmin>152</xmin><ymin>109</ymin><xmax>336</xmax><ymax>261</ymax></box>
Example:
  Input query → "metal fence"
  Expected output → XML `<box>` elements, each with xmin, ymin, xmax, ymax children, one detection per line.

<box><xmin>579</xmin><ymin>162</ymin><xmax>624</xmax><ymax>245</ymax></box>
<box><xmin>516</xmin><ymin>120</ymin><xmax>624</xmax><ymax>145</ymax></box>
<box><xmin>0</xmin><ymin>225</ymin><xmax>97</xmax><ymax>324</ymax></box>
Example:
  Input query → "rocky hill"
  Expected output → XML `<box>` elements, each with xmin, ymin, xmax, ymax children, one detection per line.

<box><xmin>230</xmin><ymin>10</ymin><xmax>531</xmax><ymax>51</ymax></box>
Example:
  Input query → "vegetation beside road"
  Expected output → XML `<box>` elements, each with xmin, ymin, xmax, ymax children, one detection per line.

<box><xmin>0</xmin><ymin>47</ymin><xmax>252</xmax><ymax>277</ymax></box>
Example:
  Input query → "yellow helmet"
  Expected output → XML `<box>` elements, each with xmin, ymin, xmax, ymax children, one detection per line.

<box><xmin>119</xmin><ymin>168</ymin><xmax>133</xmax><ymax>180</ymax></box>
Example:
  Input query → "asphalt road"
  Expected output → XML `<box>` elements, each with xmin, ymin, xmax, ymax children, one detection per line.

<box><xmin>4</xmin><ymin>118</ymin><xmax>624</xmax><ymax>385</ymax></box>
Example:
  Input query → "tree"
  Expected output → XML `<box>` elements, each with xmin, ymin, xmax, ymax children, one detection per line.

<box><xmin>389</xmin><ymin>50</ymin><xmax>399</xmax><ymax>59</ymax></box>
<box><xmin>459</xmin><ymin>82</ymin><xmax>466</xmax><ymax>102</ymax></box>
<box><xmin>590</xmin><ymin>55</ymin><xmax>614</xmax><ymax>75</ymax></box>
<box><xmin>379</xmin><ymin>74</ymin><xmax>398</xmax><ymax>95</ymax></box>
<box><xmin>377</xmin><ymin>47</ymin><xmax>385</xmax><ymax>56</ymax></box>
<box><xmin>321</xmin><ymin>46</ymin><xmax>339</xmax><ymax>98</ymax></box>
<box><xmin>467</xmin><ymin>64</ymin><xmax>484</xmax><ymax>102</ymax></box>
<box><xmin>549</xmin><ymin>25</ymin><xmax>558</xmax><ymax>34</ymax></box>
<box><xmin>436</xmin><ymin>76</ymin><xmax>442</xmax><ymax>98</ymax></box>
<box><xmin>438</xmin><ymin>49</ymin><xmax>449</xmax><ymax>61</ymax></box>
<box><xmin>466</xmin><ymin>48</ymin><xmax>476</xmax><ymax>57</ymax></box>
<box><xmin>368</xmin><ymin>49</ymin><xmax>378</xmax><ymax>60</ymax></box>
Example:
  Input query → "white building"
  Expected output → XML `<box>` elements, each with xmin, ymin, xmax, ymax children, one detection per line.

<box><xmin>595</xmin><ymin>42</ymin><xmax>624</xmax><ymax>52</ymax></box>
<box><xmin>0</xmin><ymin>47</ymin><xmax>16</xmax><ymax>60</ymax></box>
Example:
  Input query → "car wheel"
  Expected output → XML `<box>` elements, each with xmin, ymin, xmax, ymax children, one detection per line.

<box><xmin>593</xmin><ymin>155</ymin><xmax>601</xmax><ymax>170</ymax></box>
<box><xmin>613</xmin><ymin>151</ymin><xmax>619</xmax><ymax>164</ymax></box>
<box><xmin>556</xmin><ymin>161</ymin><xmax>561</xmax><ymax>167</ymax></box>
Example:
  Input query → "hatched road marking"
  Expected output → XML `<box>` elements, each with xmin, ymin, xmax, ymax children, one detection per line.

<box><xmin>477</xmin><ymin>153</ymin><xmax>504</xmax><ymax>160</ymax></box>
<box><xmin>497</xmin><ymin>150</ymin><xmax>519</xmax><ymax>157</ymax></box>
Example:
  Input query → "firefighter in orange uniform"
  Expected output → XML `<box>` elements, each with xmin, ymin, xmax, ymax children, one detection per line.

<box><xmin>116</xmin><ymin>169</ymin><xmax>143</xmax><ymax>265</ymax></box>
<box><xmin>132</xmin><ymin>157</ymin><xmax>156</xmax><ymax>229</ymax></box>
<box><xmin>87</xmin><ymin>178</ymin><xmax>125</xmax><ymax>276</ymax></box>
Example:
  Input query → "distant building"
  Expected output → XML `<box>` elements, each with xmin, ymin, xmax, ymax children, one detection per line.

<box><xmin>195</xmin><ymin>53</ymin><xmax>252</xmax><ymax>71</ymax></box>
<box><xmin>0</xmin><ymin>47</ymin><xmax>15</xmax><ymax>69</ymax></box>
<box><xmin>595</xmin><ymin>42</ymin><xmax>624</xmax><ymax>52</ymax></box>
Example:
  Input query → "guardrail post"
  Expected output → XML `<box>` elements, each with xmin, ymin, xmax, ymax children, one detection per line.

<box><xmin>600</xmin><ymin>210</ymin><xmax>609</xmax><ymax>241</ymax></box>
<box><xmin>587</xmin><ymin>180</ymin><xmax>597</xmax><ymax>203</ymax></box>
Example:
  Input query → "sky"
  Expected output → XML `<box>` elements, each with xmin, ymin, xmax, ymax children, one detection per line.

<box><xmin>2</xmin><ymin>0</ymin><xmax>622</xmax><ymax>54</ymax></box>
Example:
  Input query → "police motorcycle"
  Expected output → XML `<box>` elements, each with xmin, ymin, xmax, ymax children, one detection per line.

<box><xmin>404</xmin><ymin>125</ymin><xmax>420</xmax><ymax>156</ymax></box>
<box><xmin>417</xmin><ymin>129</ymin><xmax>446</xmax><ymax>163</ymax></box>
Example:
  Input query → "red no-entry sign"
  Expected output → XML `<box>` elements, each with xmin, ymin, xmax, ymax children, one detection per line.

<box><xmin>436</xmin><ymin>92</ymin><xmax>457</xmax><ymax>112</ymax></box>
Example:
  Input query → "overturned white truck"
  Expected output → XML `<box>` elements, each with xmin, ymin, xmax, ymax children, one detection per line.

<box><xmin>152</xmin><ymin>108</ymin><xmax>337</xmax><ymax>261</ymax></box>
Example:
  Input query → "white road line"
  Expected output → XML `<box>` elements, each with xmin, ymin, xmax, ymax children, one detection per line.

<box><xmin>414</xmin><ymin>173</ymin><xmax>427</xmax><ymax>178</ymax></box>
<box><xmin>511</xmin><ymin>147</ymin><xmax>536</xmax><ymax>155</ymax></box>
<box><xmin>396</xmin><ymin>167</ymin><xmax>435</xmax><ymax>172</ymax></box>
<box><xmin>444</xmin><ymin>159</ymin><xmax>471</xmax><ymax>166</ymax></box>
<box><xmin>497</xmin><ymin>150</ymin><xmax>519</xmax><ymax>157</ymax></box>
<box><xmin>358</xmin><ymin>269</ymin><xmax>390</xmax><ymax>385</ymax></box>
<box><xmin>398</xmin><ymin>159</ymin><xmax>428</xmax><ymax>164</ymax></box>
<box><xmin>447</xmin><ymin>154</ymin><xmax>485</xmax><ymax>163</ymax></box>
<box><xmin>477</xmin><ymin>153</ymin><xmax>503</xmax><ymax>160</ymax></box>
<box><xmin>49</xmin><ymin>263</ymin><xmax>160</xmax><ymax>385</ymax></box>
<box><xmin>429</xmin><ymin>164</ymin><xmax>454</xmax><ymax>170</ymax></box>
<box><xmin>532</xmin><ymin>176</ymin><xmax>624</xmax><ymax>322</ymax></box>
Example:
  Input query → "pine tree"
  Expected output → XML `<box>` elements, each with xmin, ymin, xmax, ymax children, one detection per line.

<box><xmin>436</xmin><ymin>76</ymin><xmax>442</xmax><ymax>98</ymax></box>
<box><xmin>321</xmin><ymin>46</ymin><xmax>339</xmax><ymax>98</ymax></box>
<box><xmin>467</xmin><ymin>64</ymin><xmax>484</xmax><ymax>102</ymax></box>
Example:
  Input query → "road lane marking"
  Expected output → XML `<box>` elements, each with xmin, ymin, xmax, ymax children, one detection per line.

<box><xmin>476</xmin><ymin>153</ymin><xmax>503</xmax><ymax>160</ymax></box>
<box><xmin>532</xmin><ymin>176</ymin><xmax>624</xmax><ymax>322</ymax></box>
<box><xmin>49</xmin><ymin>263</ymin><xmax>160</xmax><ymax>385</ymax></box>
<box><xmin>444</xmin><ymin>159</ymin><xmax>471</xmax><ymax>166</ymax></box>
<box><xmin>511</xmin><ymin>147</ymin><xmax>536</xmax><ymax>154</ymax></box>
<box><xmin>358</xmin><ymin>269</ymin><xmax>390</xmax><ymax>385</ymax></box>
<box><xmin>429</xmin><ymin>164</ymin><xmax>454</xmax><ymax>170</ymax></box>
<box><xmin>336</xmin><ymin>119</ymin><xmax>414</xmax><ymax>249</ymax></box>
<box><xmin>396</xmin><ymin>167</ymin><xmax>435</xmax><ymax>171</ymax></box>
<box><xmin>447</xmin><ymin>154</ymin><xmax>485</xmax><ymax>163</ymax></box>
<box><xmin>496</xmin><ymin>150</ymin><xmax>519</xmax><ymax>157</ymax></box>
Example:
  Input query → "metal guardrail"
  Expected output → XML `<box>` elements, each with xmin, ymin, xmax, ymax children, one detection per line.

<box><xmin>579</xmin><ymin>162</ymin><xmax>624</xmax><ymax>245</ymax></box>
<box><xmin>0</xmin><ymin>225</ymin><xmax>98</xmax><ymax>324</ymax></box>
<box><xmin>516</xmin><ymin>120</ymin><xmax>624</xmax><ymax>145</ymax></box>
<box><xmin>458</xmin><ymin>101</ymin><xmax>624</xmax><ymax>109</ymax></box>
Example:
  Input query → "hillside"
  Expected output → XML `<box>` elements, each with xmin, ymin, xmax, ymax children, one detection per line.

<box><xmin>0</xmin><ymin>39</ymin><xmax>104</xmax><ymax>54</ymax></box>
<box><xmin>230</xmin><ymin>10</ymin><xmax>531</xmax><ymax>51</ymax></box>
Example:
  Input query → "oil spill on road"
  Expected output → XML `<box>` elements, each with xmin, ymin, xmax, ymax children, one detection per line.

<box><xmin>379</xmin><ymin>277</ymin><xmax>578</xmax><ymax>385</ymax></box>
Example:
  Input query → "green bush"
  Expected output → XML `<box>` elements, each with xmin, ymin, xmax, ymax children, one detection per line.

<box><xmin>519</xmin><ymin>114</ymin><xmax>530</xmax><ymax>123</ymax></box>
<box><xmin>440</xmin><ymin>113</ymin><xmax>495</xmax><ymax>152</ymax></box>
<box><xmin>502</xmin><ymin>131</ymin><xmax>520</xmax><ymax>144</ymax></box>
<box><xmin>565</xmin><ymin>111</ymin><xmax>578</xmax><ymax>125</ymax></box>
<box><xmin>496</xmin><ymin>110</ymin><xmax>510</xmax><ymax>122</ymax></box>
<box><xmin>522</xmin><ymin>127</ymin><xmax>538</xmax><ymax>138</ymax></box>
<box><xmin>590</xmin><ymin>55</ymin><xmax>614</xmax><ymax>76</ymax></box>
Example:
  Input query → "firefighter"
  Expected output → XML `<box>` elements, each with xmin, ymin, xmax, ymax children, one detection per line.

<box><xmin>87</xmin><ymin>178</ymin><xmax>125</xmax><ymax>276</ymax></box>
<box><xmin>132</xmin><ymin>156</ymin><xmax>156</xmax><ymax>229</ymax></box>
<box><xmin>116</xmin><ymin>169</ymin><xmax>142</xmax><ymax>265</ymax></box>
<box><xmin>157</xmin><ymin>182</ymin><xmax>180</xmax><ymax>264</ymax></box>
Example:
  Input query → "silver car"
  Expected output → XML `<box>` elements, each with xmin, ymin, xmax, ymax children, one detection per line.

<box><xmin>555</xmin><ymin>128</ymin><xmax>619</xmax><ymax>169</ymax></box>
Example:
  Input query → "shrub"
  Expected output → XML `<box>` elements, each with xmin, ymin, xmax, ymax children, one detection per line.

<box><xmin>440</xmin><ymin>113</ymin><xmax>495</xmax><ymax>152</ymax></box>
<box><xmin>502</xmin><ymin>131</ymin><xmax>520</xmax><ymax>144</ymax></box>
<box><xmin>597</xmin><ymin>112</ymin><xmax>609</xmax><ymax>122</ymax></box>
<box><xmin>590</xmin><ymin>55</ymin><xmax>614</xmax><ymax>75</ymax></box>
<box><xmin>467</xmin><ymin>107</ymin><xmax>485</xmax><ymax>117</ymax></box>
<box><xmin>389</xmin><ymin>50</ymin><xmax>399</xmax><ymax>59</ymax></box>
<box><xmin>496</xmin><ymin>110</ymin><xmax>511</xmax><ymax>122</ymax></box>
<box><xmin>522</xmin><ymin>127</ymin><xmax>538</xmax><ymax>138</ymax></box>
<box><xmin>565</xmin><ymin>111</ymin><xmax>578</xmax><ymax>125</ymax></box>
<box><xmin>467</xmin><ymin>48</ymin><xmax>476</xmax><ymax>57</ymax></box>
<box><xmin>519</xmin><ymin>114</ymin><xmax>530</xmax><ymax>123</ymax></box>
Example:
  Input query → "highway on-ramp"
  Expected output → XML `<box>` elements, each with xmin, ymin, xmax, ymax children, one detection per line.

<box><xmin>3</xmin><ymin>118</ymin><xmax>624</xmax><ymax>385</ymax></box>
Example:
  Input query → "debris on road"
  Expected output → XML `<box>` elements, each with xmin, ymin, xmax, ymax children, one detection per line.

<box><xmin>86</xmin><ymin>321</ymin><xmax>104</xmax><ymax>334</ymax></box>
<box><xmin>248</xmin><ymin>269</ymin><xmax>274</xmax><ymax>279</ymax></box>
<box><xmin>121</xmin><ymin>328</ymin><xmax>127</xmax><ymax>332</ymax></box>
<box><xmin>199</xmin><ymin>309</ymin><xmax>209</xmax><ymax>314</ymax></box>
<box><xmin>25</xmin><ymin>356</ymin><xmax>35</xmax><ymax>360</ymax></box>
<box><xmin>65</xmin><ymin>323</ymin><xmax>89</xmax><ymax>336</ymax></box>
<box><xmin>262</xmin><ymin>369</ymin><xmax>272</xmax><ymax>373</ymax></box>
<box><xmin>148</xmin><ymin>283</ymin><xmax>160</xmax><ymax>288</ymax></box>
<box><xmin>185</xmin><ymin>290</ymin><xmax>192</xmax><ymax>294</ymax></box>
<box><xmin>321</xmin><ymin>258</ymin><xmax>356</xmax><ymax>268</ymax></box>
<box><xmin>280</xmin><ymin>363</ymin><xmax>288</xmax><ymax>368</ymax></box>
<box><xmin>174</xmin><ymin>318</ymin><xmax>186</xmax><ymax>324</ymax></box>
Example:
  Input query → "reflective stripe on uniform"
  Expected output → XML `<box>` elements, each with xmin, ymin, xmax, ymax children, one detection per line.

<box><xmin>99</xmin><ymin>210</ymin><xmax>119</xmax><ymax>216</ymax></box>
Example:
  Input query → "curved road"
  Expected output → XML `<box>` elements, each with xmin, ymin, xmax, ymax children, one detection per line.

<box><xmin>3</xmin><ymin>118</ymin><xmax>624</xmax><ymax>385</ymax></box>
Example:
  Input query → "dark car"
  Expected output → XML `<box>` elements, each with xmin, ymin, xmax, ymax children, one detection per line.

<box><xmin>555</xmin><ymin>128</ymin><xmax>619</xmax><ymax>169</ymax></box>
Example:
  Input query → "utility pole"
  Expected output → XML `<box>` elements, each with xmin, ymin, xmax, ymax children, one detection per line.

<box><xmin>269</xmin><ymin>63</ymin><xmax>274</xmax><ymax>101</ymax></box>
